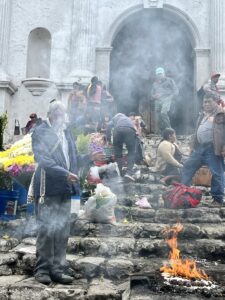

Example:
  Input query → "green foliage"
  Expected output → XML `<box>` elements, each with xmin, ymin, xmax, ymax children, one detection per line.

<box><xmin>76</xmin><ymin>134</ymin><xmax>90</xmax><ymax>154</ymax></box>
<box><xmin>72</xmin><ymin>127</ymin><xmax>83</xmax><ymax>138</ymax></box>
<box><xmin>0</xmin><ymin>112</ymin><xmax>8</xmax><ymax>150</ymax></box>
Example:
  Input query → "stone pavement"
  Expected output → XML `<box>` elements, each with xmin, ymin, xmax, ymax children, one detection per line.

<box><xmin>0</xmin><ymin>136</ymin><xmax>225</xmax><ymax>299</ymax></box>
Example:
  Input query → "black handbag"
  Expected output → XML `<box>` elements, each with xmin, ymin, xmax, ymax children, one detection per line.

<box><xmin>14</xmin><ymin>119</ymin><xmax>20</xmax><ymax>135</ymax></box>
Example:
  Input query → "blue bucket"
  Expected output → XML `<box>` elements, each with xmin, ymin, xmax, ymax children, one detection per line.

<box><xmin>0</xmin><ymin>189</ymin><xmax>19</xmax><ymax>215</ymax></box>
<box><xmin>13</xmin><ymin>181</ymin><xmax>28</xmax><ymax>205</ymax></box>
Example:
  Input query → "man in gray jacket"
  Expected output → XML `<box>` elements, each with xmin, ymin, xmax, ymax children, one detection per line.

<box><xmin>151</xmin><ymin>67</ymin><xmax>179</xmax><ymax>134</ymax></box>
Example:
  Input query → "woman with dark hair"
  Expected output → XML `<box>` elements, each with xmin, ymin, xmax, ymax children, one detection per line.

<box><xmin>155</xmin><ymin>128</ymin><xmax>183</xmax><ymax>176</ymax></box>
<box><xmin>87</xmin><ymin>76</ymin><xmax>102</xmax><ymax>124</ymax></box>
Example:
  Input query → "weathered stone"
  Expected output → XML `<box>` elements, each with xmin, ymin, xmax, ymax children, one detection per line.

<box><xmin>183</xmin><ymin>208</ymin><xmax>222</xmax><ymax>223</ymax></box>
<box><xmin>220</xmin><ymin>208</ymin><xmax>225</xmax><ymax>218</ymax></box>
<box><xmin>87</xmin><ymin>278</ymin><xmax>122</xmax><ymax>300</ymax></box>
<box><xmin>0</xmin><ymin>275</ymin><xmax>27</xmax><ymax>286</ymax></box>
<box><xmin>80</xmin><ymin>238</ymin><xmax>101</xmax><ymax>255</ymax></box>
<box><xmin>70</xmin><ymin>220</ymin><xmax>97</xmax><ymax>237</ymax></box>
<box><xmin>0</xmin><ymin>238</ymin><xmax>19</xmax><ymax>252</ymax></box>
<box><xmin>200</xmin><ymin>224</ymin><xmax>225</xmax><ymax>239</ymax></box>
<box><xmin>73</xmin><ymin>257</ymin><xmax>105</xmax><ymax>278</ymax></box>
<box><xmin>180</xmin><ymin>224</ymin><xmax>202</xmax><ymax>239</ymax></box>
<box><xmin>130</xmin><ymin>208</ymin><xmax>155</xmax><ymax>223</ymax></box>
<box><xmin>0</xmin><ymin>264</ymin><xmax>13</xmax><ymax>275</ymax></box>
<box><xmin>105</xmin><ymin>258</ymin><xmax>134</xmax><ymax>279</ymax></box>
<box><xmin>133</xmin><ymin>223</ymin><xmax>164</xmax><ymax>239</ymax></box>
<box><xmin>0</xmin><ymin>252</ymin><xmax>18</xmax><ymax>266</ymax></box>
<box><xmin>22</xmin><ymin>254</ymin><xmax>36</xmax><ymax>270</ymax></box>
<box><xmin>136</xmin><ymin>239</ymin><xmax>165</xmax><ymax>257</ymax></box>
<box><xmin>155</xmin><ymin>209</ymin><xmax>184</xmax><ymax>223</ymax></box>
<box><xmin>0</xmin><ymin>289</ymin><xmax>8</xmax><ymax>300</ymax></box>
<box><xmin>7</xmin><ymin>277</ymin><xmax>87</xmax><ymax>300</ymax></box>
<box><xmin>67</xmin><ymin>237</ymin><xmax>81</xmax><ymax>253</ymax></box>
<box><xmin>22</xmin><ymin>237</ymin><xmax>36</xmax><ymax>246</ymax></box>
<box><xmin>13</xmin><ymin>243</ymin><xmax>36</xmax><ymax>255</ymax></box>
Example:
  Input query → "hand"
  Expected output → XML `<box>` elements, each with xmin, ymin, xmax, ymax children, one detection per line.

<box><xmin>67</xmin><ymin>173</ymin><xmax>79</xmax><ymax>183</ymax></box>
<box><xmin>90</xmin><ymin>151</ymin><xmax>106</xmax><ymax>162</ymax></box>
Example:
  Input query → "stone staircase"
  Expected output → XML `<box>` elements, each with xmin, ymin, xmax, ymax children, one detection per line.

<box><xmin>0</xmin><ymin>136</ymin><xmax>225</xmax><ymax>299</ymax></box>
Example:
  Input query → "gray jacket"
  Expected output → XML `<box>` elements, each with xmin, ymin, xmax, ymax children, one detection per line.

<box><xmin>151</xmin><ymin>77</ymin><xmax>179</xmax><ymax>100</ymax></box>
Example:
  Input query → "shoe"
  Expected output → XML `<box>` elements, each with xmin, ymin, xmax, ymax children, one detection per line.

<box><xmin>35</xmin><ymin>273</ymin><xmax>52</xmax><ymax>285</ymax></box>
<box><xmin>210</xmin><ymin>200</ymin><xmax>223</xmax><ymax>207</ymax></box>
<box><xmin>51</xmin><ymin>273</ymin><xmax>73</xmax><ymax>284</ymax></box>
<box><xmin>124</xmin><ymin>174</ymin><xmax>136</xmax><ymax>182</ymax></box>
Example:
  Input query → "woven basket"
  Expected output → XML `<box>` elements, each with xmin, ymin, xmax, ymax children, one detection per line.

<box><xmin>192</xmin><ymin>166</ymin><xmax>212</xmax><ymax>187</ymax></box>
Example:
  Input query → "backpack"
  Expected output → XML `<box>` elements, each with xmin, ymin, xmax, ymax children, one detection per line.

<box><xmin>162</xmin><ymin>182</ymin><xmax>202</xmax><ymax>209</ymax></box>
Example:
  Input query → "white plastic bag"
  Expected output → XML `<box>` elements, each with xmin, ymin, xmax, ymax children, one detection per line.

<box><xmin>83</xmin><ymin>183</ymin><xmax>117</xmax><ymax>224</ymax></box>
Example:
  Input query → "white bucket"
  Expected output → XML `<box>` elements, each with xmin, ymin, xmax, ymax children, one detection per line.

<box><xmin>71</xmin><ymin>196</ymin><xmax>80</xmax><ymax>214</ymax></box>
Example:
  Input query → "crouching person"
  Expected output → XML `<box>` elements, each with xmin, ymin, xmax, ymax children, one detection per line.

<box><xmin>155</xmin><ymin>128</ymin><xmax>183</xmax><ymax>179</ymax></box>
<box><xmin>106</xmin><ymin>113</ymin><xmax>137</xmax><ymax>181</ymax></box>
<box><xmin>182</xmin><ymin>94</ymin><xmax>225</xmax><ymax>207</ymax></box>
<box><xmin>32</xmin><ymin>101</ymin><xmax>104</xmax><ymax>285</ymax></box>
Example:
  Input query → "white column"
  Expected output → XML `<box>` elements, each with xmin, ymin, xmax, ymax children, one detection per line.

<box><xmin>0</xmin><ymin>0</ymin><xmax>12</xmax><ymax>79</ymax></box>
<box><xmin>195</xmin><ymin>48</ymin><xmax>210</xmax><ymax>89</ymax></box>
<box><xmin>68</xmin><ymin>0</ymin><xmax>98</xmax><ymax>84</ymax></box>
<box><xmin>95</xmin><ymin>47</ymin><xmax>112</xmax><ymax>85</ymax></box>
<box><xmin>210</xmin><ymin>0</ymin><xmax>225</xmax><ymax>93</ymax></box>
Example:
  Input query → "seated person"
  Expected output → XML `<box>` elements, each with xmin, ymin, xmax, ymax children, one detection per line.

<box><xmin>155</xmin><ymin>128</ymin><xmax>183</xmax><ymax>177</ymax></box>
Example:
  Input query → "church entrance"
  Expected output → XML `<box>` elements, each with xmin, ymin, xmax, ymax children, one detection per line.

<box><xmin>109</xmin><ymin>9</ymin><xmax>195</xmax><ymax>134</ymax></box>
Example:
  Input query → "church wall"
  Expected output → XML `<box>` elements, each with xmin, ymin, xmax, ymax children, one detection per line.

<box><xmin>1</xmin><ymin>0</ymin><xmax>212</xmax><ymax>139</ymax></box>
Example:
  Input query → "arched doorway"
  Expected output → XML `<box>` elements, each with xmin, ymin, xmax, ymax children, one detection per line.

<box><xmin>110</xmin><ymin>9</ymin><xmax>195</xmax><ymax>134</ymax></box>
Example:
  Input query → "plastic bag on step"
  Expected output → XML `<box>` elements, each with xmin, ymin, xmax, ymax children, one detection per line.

<box><xmin>82</xmin><ymin>183</ymin><xmax>117</xmax><ymax>224</ymax></box>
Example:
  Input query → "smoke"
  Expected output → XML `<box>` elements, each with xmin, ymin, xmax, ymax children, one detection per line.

<box><xmin>110</xmin><ymin>9</ymin><xmax>195</xmax><ymax>134</ymax></box>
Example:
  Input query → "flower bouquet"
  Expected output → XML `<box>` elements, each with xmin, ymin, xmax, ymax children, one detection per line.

<box><xmin>0</xmin><ymin>134</ymin><xmax>35</xmax><ymax>189</ymax></box>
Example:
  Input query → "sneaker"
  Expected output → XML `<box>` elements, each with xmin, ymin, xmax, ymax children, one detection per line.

<box><xmin>35</xmin><ymin>273</ymin><xmax>52</xmax><ymax>285</ymax></box>
<box><xmin>51</xmin><ymin>273</ymin><xmax>73</xmax><ymax>284</ymax></box>
<box><xmin>124</xmin><ymin>173</ymin><xmax>136</xmax><ymax>182</ymax></box>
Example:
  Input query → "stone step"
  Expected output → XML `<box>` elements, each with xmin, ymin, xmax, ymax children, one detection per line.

<box><xmin>1</xmin><ymin>257</ymin><xmax>225</xmax><ymax>300</ymax></box>
<box><xmin>71</xmin><ymin>220</ymin><xmax>225</xmax><ymax>240</ymax></box>
<box><xmin>3</xmin><ymin>250</ymin><xmax>225</xmax><ymax>285</ymax></box>
<box><xmin>114</xmin><ymin>206</ymin><xmax>225</xmax><ymax>223</ymax></box>
<box><xmin>7</xmin><ymin>236</ymin><xmax>225</xmax><ymax>266</ymax></box>
<box><xmin>0</xmin><ymin>275</ymin><xmax>127</xmax><ymax>300</ymax></box>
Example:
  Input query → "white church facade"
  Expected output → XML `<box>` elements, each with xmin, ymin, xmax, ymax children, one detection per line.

<box><xmin>0</xmin><ymin>0</ymin><xmax>225</xmax><ymax>136</ymax></box>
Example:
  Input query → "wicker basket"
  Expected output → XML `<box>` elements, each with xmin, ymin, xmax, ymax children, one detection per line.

<box><xmin>192</xmin><ymin>166</ymin><xmax>212</xmax><ymax>187</ymax></box>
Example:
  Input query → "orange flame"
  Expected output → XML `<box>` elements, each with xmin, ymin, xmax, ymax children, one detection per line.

<box><xmin>160</xmin><ymin>223</ymin><xmax>208</xmax><ymax>280</ymax></box>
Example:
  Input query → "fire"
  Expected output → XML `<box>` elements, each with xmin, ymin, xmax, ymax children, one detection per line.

<box><xmin>160</xmin><ymin>223</ymin><xmax>208</xmax><ymax>280</ymax></box>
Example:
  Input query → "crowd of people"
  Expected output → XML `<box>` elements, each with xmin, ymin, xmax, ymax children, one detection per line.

<box><xmin>20</xmin><ymin>70</ymin><xmax>225</xmax><ymax>285</ymax></box>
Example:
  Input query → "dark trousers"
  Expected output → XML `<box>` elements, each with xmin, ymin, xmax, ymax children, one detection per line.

<box><xmin>162</xmin><ymin>164</ymin><xmax>181</xmax><ymax>177</ymax></box>
<box><xmin>34</xmin><ymin>195</ymin><xmax>71</xmax><ymax>276</ymax></box>
<box><xmin>113</xmin><ymin>127</ymin><xmax>136</xmax><ymax>174</ymax></box>
<box><xmin>155</xmin><ymin>96</ymin><xmax>173</xmax><ymax>134</ymax></box>
<box><xmin>181</xmin><ymin>143</ymin><xmax>224</xmax><ymax>203</ymax></box>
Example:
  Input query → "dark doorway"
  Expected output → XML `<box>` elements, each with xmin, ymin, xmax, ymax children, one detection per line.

<box><xmin>110</xmin><ymin>9</ymin><xmax>195</xmax><ymax>134</ymax></box>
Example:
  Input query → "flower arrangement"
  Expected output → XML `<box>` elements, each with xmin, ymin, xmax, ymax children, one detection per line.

<box><xmin>88</xmin><ymin>132</ymin><xmax>106</xmax><ymax>155</ymax></box>
<box><xmin>0</xmin><ymin>134</ymin><xmax>35</xmax><ymax>187</ymax></box>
